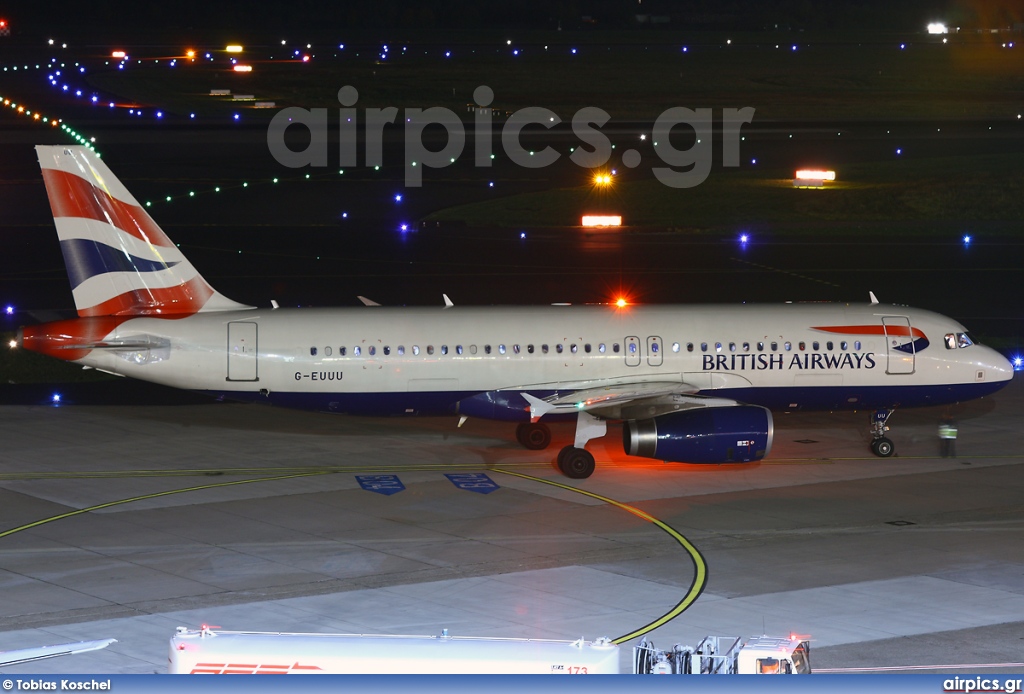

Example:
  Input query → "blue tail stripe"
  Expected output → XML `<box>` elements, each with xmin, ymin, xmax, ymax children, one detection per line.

<box><xmin>59</xmin><ymin>239</ymin><xmax>179</xmax><ymax>289</ymax></box>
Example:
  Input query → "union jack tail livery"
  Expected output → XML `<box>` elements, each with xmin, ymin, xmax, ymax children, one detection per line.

<box><xmin>36</xmin><ymin>145</ymin><xmax>251</xmax><ymax>317</ymax></box>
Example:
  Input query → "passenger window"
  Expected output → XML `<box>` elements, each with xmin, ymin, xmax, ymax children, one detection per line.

<box><xmin>383</xmin><ymin>346</ymin><xmax>390</xmax><ymax>356</ymax></box>
<box><xmin>584</xmin><ymin>344</ymin><xmax>591</xmax><ymax>353</ymax></box>
<box><xmin>470</xmin><ymin>345</ymin><xmax>477</xmax><ymax>354</ymax></box>
<box><xmin>628</xmin><ymin>343</ymin><xmax>637</xmax><ymax>354</ymax></box>
<box><xmin>651</xmin><ymin>343</ymin><xmax>659</xmax><ymax>353</ymax></box>
<box><xmin>527</xmin><ymin>344</ymin><xmax>534</xmax><ymax>354</ymax></box>
<box><xmin>571</xmin><ymin>344</ymin><xmax>578</xmax><ymax>354</ymax></box>
<box><xmin>729</xmin><ymin>342</ymin><xmax>736</xmax><ymax>352</ymax></box>
<box><xmin>854</xmin><ymin>340</ymin><xmax>861</xmax><ymax>350</ymax></box>
<box><xmin>672</xmin><ymin>342</ymin><xmax>680</xmax><ymax>352</ymax></box>
<box><xmin>841</xmin><ymin>341</ymin><xmax>848</xmax><ymax>351</ymax></box>
<box><xmin>397</xmin><ymin>346</ymin><xmax>405</xmax><ymax>355</ymax></box>
<box><xmin>798</xmin><ymin>342</ymin><xmax>805</xmax><ymax>351</ymax></box>
<box><xmin>742</xmin><ymin>342</ymin><xmax>750</xmax><ymax>352</ymax></box>
<box><xmin>784</xmin><ymin>342</ymin><xmax>791</xmax><ymax>351</ymax></box>
<box><xmin>757</xmin><ymin>342</ymin><xmax>764</xmax><ymax>351</ymax></box>
<box><xmin>812</xmin><ymin>341</ymin><xmax>819</xmax><ymax>351</ymax></box>
<box><xmin>701</xmin><ymin>343</ymin><xmax>708</xmax><ymax>352</ymax></box>
<box><xmin>770</xmin><ymin>342</ymin><xmax>777</xmax><ymax>351</ymax></box>
<box><xmin>340</xmin><ymin>347</ymin><xmax>347</xmax><ymax>356</ymax></box>
<box><xmin>827</xmin><ymin>341</ymin><xmax>833</xmax><ymax>350</ymax></box>
<box><xmin>354</xmin><ymin>346</ymin><xmax>361</xmax><ymax>356</ymax></box>
<box><xmin>599</xmin><ymin>343</ymin><xmax>606</xmax><ymax>353</ymax></box>
<box><xmin>715</xmin><ymin>342</ymin><xmax>722</xmax><ymax>352</ymax></box>
<box><xmin>687</xmin><ymin>343</ymin><xmax>694</xmax><ymax>352</ymax></box>
<box><xmin>484</xmin><ymin>345</ymin><xmax>492</xmax><ymax>354</ymax></box>
<box><xmin>498</xmin><ymin>344</ymin><xmax>505</xmax><ymax>354</ymax></box>
<box><xmin>543</xmin><ymin>344</ymin><xmax>549</xmax><ymax>354</ymax></box>
<box><xmin>310</xmin><ymin>347</ymin><xmax>317</xmax><ymax>356</ymax></box>
<box><xmin>412</xmin><ymin>346</ymin><xmax>419</xmax><ymax>355</ymax></box>
<box><xmin>612</xmin><ymin>343</ymin><xmax>620</xmax><ymax>353</ymax></box>
<box><xmin>513</xmin><ymin>344</ymin><xmax>521</xmax><ymax>354</ymax></box>
<box><xmin>455</xmin><ymin>345</ymin><xmax>462</xmax><ymax>355</ymax></box>
<box><xmin>369</xmin><ymin>346</ymin><xmax>376</xmax><ymax>356</ymax></box>
<box><xmin>325</xmin><ymin>346</ymin><xmax>332</xmax><ymax>356</ymax></box>
<box><xmin>556</xmin><ymin>344</ymin><xmax>564</xmax><ymax>354</ymax></box>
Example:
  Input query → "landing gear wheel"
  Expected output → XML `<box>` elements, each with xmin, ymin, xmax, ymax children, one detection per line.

<box><xmin>871</xmin><ymin>437</ymin><xmax>895</xmax><ymax>457</ymax></box>
<box><xmin>516</xmin><ymin>423</ymin><xmax>551</xmax><ymax>450</ymax></box>
<box><xmin>557</xmin><ymin>446</ymin><xmax>595</xmax><ymax>479</ymax></box>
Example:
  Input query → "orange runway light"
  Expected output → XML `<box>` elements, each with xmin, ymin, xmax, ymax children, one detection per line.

<box><xmin>232</xmin><ymin>65</ymin><xmax>253</xmax><ymax>72</ymax></box>
<box><xmin>111</xmin><ymin>50</ymin><xmax>126</xmax><ymax>58</ymax></box>
<box><xmin>225</xmin><ymin>45</ymin><xmax>243</xmax><ymax>53</ymax></box>
<box><xmin>581</xmin><ymin>215</ymin><xmax>622</xmax><ymax>227</ymax></box>
<box><xmin>615</xmin><ymin>297</ymin><xmax>628</xmax><ymax>308</ymax></box>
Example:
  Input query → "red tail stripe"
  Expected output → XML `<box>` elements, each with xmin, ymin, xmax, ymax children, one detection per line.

<box><xmin>812</xmin><ymin>324</ymin><xmax>926</xmax><ymax>339</ymax></box>
<box><xmin>41</xmin><ymin>168</ymin><xmax>172</xmax><ymax>247</ymax></box>
<box><xmin>78</xmin><ymin>276</ymin><xmax>214</xmax><ymax>318</ymax></box>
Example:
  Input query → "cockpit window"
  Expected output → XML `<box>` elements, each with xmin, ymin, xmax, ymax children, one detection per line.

<box><xmin>946</xmin><ymin>332</ymin><xmax>975</xmax><ymax>349</ymax></box>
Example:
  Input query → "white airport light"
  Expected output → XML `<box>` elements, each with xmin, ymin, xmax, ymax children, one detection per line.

<box><xmin>582</xmin><ymin>215</ymin><xmax>622</xmax><ymax>227</ymax></box>
<box><xmin>795</xmin><ymin>170</ymin><xmax>836</xmax><ymax>181</ymax></box>
<box><xmin>7</xmin><ymin>339</ymin><xmax>16</xmax><ymax>349</ymax></box>
<box><xmin>225</xmin><ymin>45</ymin><xmax>243</xmax><ymax>53</ymax></box>
<box><xmin>111</xmin><ymin>50</ymin><xmax>126</xmax><ymax>58</ymax></box>
<box><xmin>927</xmin><ymin>23</ymin><xmax>948</xmax><ymax>34</ymax></box>
<box><xmin>232</xmin><ymin>64</ymin><xmax>252</xmax><ymax>72</ymax></box>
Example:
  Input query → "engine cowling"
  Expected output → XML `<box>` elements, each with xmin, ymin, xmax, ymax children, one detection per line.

<box><xmin>623</xmin><ymin>406</ymin><xmax>773</xmax><ymax>464</ymax></box>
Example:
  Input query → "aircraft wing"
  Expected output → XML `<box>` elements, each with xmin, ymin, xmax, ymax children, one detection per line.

<box><xmin>0</xmin><ymin>639</ymin><xmax>116</xmax><ymax>667</ymax></box>
<box><xmin>521</xmin><ymin>382</ymin><xmax>740</xmax><ymax>422</ymax></box>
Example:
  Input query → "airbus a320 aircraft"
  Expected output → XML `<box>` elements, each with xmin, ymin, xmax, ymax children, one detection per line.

<box><xmin>17</xmin><ymin>146</ymin><xmax>1014</xmax><ymax>478</ymax></box>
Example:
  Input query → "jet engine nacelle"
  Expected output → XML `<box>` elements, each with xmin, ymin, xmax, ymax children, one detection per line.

<box><xmin>623</xmin><ymin>406</ymin><xmax>774</xmax><ymax>464</ymax></box>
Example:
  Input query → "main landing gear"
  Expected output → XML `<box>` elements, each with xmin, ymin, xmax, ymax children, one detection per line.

<box><xmin>555</xmin><ymin>411</ymin><xmax>606</xmax><ymax>479</ymax></box>
<box><xmin>870</xmin><ymin>409</ymin><xmax>896</xmax><ymax>458</ymax></box>
<box><xmin>515</xmin><ymin>423</ymin><xmax>551</xmax><ymax>450</ymax></box>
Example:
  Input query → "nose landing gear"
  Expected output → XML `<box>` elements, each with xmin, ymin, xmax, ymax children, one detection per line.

<box><xmin>870</xmin><ymin>409</ymin><xmax>896</xmax><ymax>457</ymax></box>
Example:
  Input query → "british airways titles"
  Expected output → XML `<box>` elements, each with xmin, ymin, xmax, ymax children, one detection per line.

<box><xmin>703</xmin><ymin>352</ymin><xmax>877</xmax><ymax>371</ymax></box>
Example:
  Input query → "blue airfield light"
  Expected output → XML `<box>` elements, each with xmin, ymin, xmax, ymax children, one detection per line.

<box><xmin>233</xmin><ymin>113</ymin><xmax>240</xmax><ymax>121</ymax></box>
<box><xmin>739</xmin><ymin>233</ymin><xmax>750</xmax><ymax>244</ymax></box>
<box><xmin>342</xmin><ymin>212</ymin><xmax>348</xmax><ymax>218</ymax></box>
<box><xmin>900</xmin><ymin>43</ymin><xmax>906</xmax><ymax>49</ymax></box>
<box><xmin>571</xmin><ymin>48</ymin><xmax>577</xmax><ymax>54</ymax></box>
<box><xmin>488</xmin><ymin>181</ymin><xmax>494</xmax><ymax>187</ymax></box>
<box><xmin>896</xmin><ymin>148</ymin><xmax>902</xmax><ymax>155</ymax></box>
<box><xmin>682</xmin><ymin>46</ymin><xmax>688</xmax><ymax>52</ymax></box>
<box><xmin>520</xmin><ymin>232</ymin><xmax>526</xmax><ymax>239</ymax></box>
<box><xmin>962</xmin><ymin>234</ymin><xmax>972</xmax><ymax>245</ymax></box>
<box><xmin>399</xmin><ymin>223</ymin><xmax>409</xmax><ymax>232</ymax></box>
<box><xmin>51</xmin><ymin>393</ymin><xmax>61</xmax><ymax>404</ymax></box>
<box><xmin>394</xmin><ymin>193</ymin><xmax>402</xmax><ymax>202</ymax></box>
<box><xmin>5</xmin><ymin>305</ymin><xmax>13</xmax><ymax>315</ymax></box>
<box><xmin>1012</xmin><ymin>355</ymin><xmax>1023</xmax><ymax>371</ymax></box>
<box><xmin>445</xmin><ymin>51</ymin><xmax>451</xmax><ymax>57</ymax></box>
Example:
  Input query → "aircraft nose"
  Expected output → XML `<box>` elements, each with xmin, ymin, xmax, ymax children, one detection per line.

<box><xmin>981</xmin><ymin>346</ymin><xmax>1014</xmax><ymax>382</ymax></box>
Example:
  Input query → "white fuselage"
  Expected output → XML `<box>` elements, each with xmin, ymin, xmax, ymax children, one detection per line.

<box><xmin>72</xmin><ymin>302</ymin><xmax>1012</xmax><ymax>417</ymax></box>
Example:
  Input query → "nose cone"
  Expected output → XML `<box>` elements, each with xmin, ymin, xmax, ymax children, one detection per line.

<box><xmin>980</xmin><ymin>345</ymin><xmax>1014</xmax><ymax>384</ymax></box>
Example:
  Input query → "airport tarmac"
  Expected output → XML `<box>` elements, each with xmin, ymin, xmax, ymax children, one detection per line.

<box><xmin>0</xmin><ymin>377</ymin><xmax>1022</xmax><ymax>675</ymax></box>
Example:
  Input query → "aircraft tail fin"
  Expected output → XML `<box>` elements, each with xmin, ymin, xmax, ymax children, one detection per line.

<box><xmin>35</xmin><ymin>145</ymin><xmax>252</xmax><ymax>317</ymax></box>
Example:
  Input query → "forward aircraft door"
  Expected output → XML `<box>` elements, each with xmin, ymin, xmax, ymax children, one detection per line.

<box><xmin>227</xmin><ymin>321</ymin><xmax>259</xmax><ymax>381</ymax></box>
<box><xmin>883</xmin><ymin>316</ymin><xmax>915</xmax><ymax>375</ymax></box>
